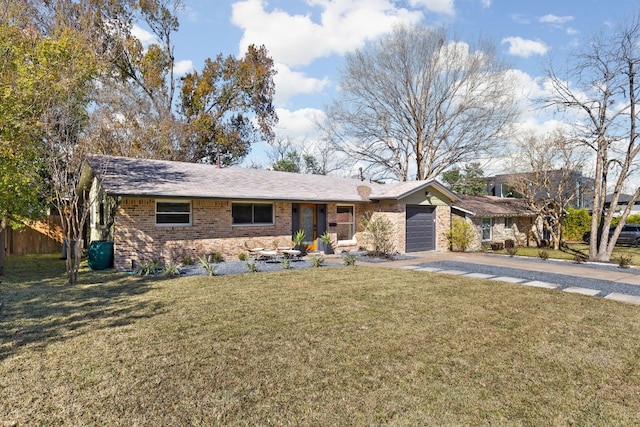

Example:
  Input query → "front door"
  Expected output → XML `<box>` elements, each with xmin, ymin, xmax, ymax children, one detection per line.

<box><xmin>300</xmin><ymin>204</ymin><xmax>317</xmax><ymax>251</ymax></box>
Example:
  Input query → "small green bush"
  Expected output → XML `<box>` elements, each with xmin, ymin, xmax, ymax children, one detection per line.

<box><xmin>447</xmin><ymin>217</ymin><xmax>475</xmax><ymax>252</ymax></box>
<box><xmin>163</xmin><ymin>261</ymin><xmax>182</xmax><ymax>277</ymax></box>
<box><xmin>246</xmin><ymin>261</ymin><xmax>258</xmax><ymax>273</ymax></box>
<box><xmin>238</xmin><ymin>252</ymin><xmax>247</xmax><ymax>261</ymax></box>
<box><xmin>310</xmin><ymin>254</ymin><xmax>324</xmax><ymax>268</ymax></box>
<box><xmin>538</xmin><ymin>250</ymin><xmax>549</xmax><ymax>260</ymax></box>
<box><xmin>135</xmin><ymin>259</ymin><xmax>162</xmax><ymax>276</ymax></box>
<box><xmin>562</xmin><ymin>207</ymin><xmax>591</xmax><ymax>241</ymax></box>
<box><xmin>198</xmin><ymin>255</ymin><xmax>217</xmax><ymax>276</ymax></box>
<box><xmin>281</xmin><ymin>257</ymin><xmax>291</xmax><ymax>269</ymax></box>
<box><xmin>342</xmin><ymin>254</ymin><xmax>357</xmax><ymax>266</ymax></box>
<box><xmin>208</xmin><ymin>251</ymin><xmax>224</xmax><ymax>263</ymax></box>
<box><xmin>618</xmin><ymin>255</ymin><xmax>632</xmax><ymax>269</ymax></box>
<box><xmin>180</xmin><ymin>255</ymin><xmax>194</xmax><ymax>266</ymax></box>
<box><xmin>361</xmin><ymin>212</ymin><xmax>395</xmax><ymax>258</ymax></box>
<box><xmin>506</xmin><ymin>246</ymin><xmax>518</xmax><ymax>257</ymax></box>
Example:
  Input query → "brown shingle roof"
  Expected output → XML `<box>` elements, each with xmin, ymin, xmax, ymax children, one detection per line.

<box><xmin>84</xmin><ymin>155</ymin><xmax>459</xmax><ymax>203</ymax></box>
<box><xmin>453</xmin><ymin>195</ymin><xmax>537</xmax><ymax>217</ymax></box>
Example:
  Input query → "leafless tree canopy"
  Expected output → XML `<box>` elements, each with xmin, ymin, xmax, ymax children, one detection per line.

<box><xmin>324</xmin><ymin>24</ymin><xmax>519</xmax><ymax>182</ymax></box>
<box><xmin>543</xmin><ymin>14</ymin><xmax>640</xmax><ymax>262</ymax></box>
<box><xmin>505</xmin><ymin>130</ymin><xmax>588</xmax><ymax>249</ymax></box>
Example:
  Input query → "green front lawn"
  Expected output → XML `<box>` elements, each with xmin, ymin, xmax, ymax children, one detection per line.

<box><xmin>1</xmin><ymin>254</ymin><xmax>640</xmax><ymax>425</ymax></box>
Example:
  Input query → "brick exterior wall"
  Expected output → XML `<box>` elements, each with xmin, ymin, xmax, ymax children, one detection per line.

<box><xmin>110</xmin><ymin>197</ymin><xmax>453</xmax><ymax>270</ymax></box>
<box><xmin>458</xmin><ymin>215</ymin><xmax>535</xmax><ymax>252</ymax></box>
<box><xmin>113</xmin><ymin>198</ymin><xmax>294</xmax><ymax>270</ymax></box>
<box><xmin>435</xmin><ymin>205</ymin><xmax>452</xmax><ymax>251</ymax></box>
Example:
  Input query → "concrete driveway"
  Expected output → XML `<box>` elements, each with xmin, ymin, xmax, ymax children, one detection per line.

<box><xmin>357</xmin><ymin>251</ymin><xmax>640</xmax><ymax>305</ymax></box>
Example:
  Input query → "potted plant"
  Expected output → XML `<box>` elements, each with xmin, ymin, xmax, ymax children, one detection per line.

<box><xmin>319</xmin><ymin>231</ymin><xmax>334</xmax><ymax>254</ymax></box>
<box><xmin>293</xmin><ymin>229</ymin><xmax>306</xmax><ymax>253</ymax></box>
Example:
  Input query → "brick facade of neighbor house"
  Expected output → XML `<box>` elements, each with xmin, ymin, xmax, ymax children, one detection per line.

<box><xmin>465</xmin><ymin>216</ymin><xmax>534</xmax><ymax>252</ymax></box>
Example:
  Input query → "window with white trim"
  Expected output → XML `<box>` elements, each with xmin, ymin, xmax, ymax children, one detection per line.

<box><xmin>156</xmin><ymin>201</ymin><xmax>191</xmax><ymax>226</ymax></box>
<box><xmin>232</xmin><ymin>203</ymin><xmax>274</xmax><ymax>225</ymax></box>
<box><xmin>336</xmin><ymin>205</ymin><xmax>355</xmax><ymax>241</ymax></box>
<box><xmin>505</xmin><ymin>217</ymin><xmax>514</xmax><ymax>229</ymax></box>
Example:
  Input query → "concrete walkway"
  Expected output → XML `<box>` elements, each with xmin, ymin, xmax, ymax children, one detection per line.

<box><xmin>353</xmin><ymin>251</ymin><xmax>640</xmax><ymax>306</ymax></box>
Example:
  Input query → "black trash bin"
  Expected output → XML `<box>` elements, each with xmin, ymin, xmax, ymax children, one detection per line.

<box><xmin>88</xmin><ymin>240</ymin><xmax>114</xmax><ymax>270</ymax></box>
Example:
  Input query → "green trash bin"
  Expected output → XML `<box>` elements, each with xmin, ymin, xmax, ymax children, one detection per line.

<box><xmin>88</xmin><ymin>240</ymin><xmax>114</xmax><ymax>270</ymax></box>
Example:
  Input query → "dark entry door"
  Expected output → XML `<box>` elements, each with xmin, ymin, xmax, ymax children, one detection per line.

<box><xmin>406</xmin><ymin>206</ymin><xmax>435</xmax><ymax>252</ymax></box>
<box><xmin>299</xmin><ymin>204</ymin><xmax>317</xmax><ymax>251</ymax></box>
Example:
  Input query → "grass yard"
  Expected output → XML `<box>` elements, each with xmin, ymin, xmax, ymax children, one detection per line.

<box><xmin>496</xmin><ymin>242</ymin><xmax>640</xmax><ymax>265</ymax></box>
<box><xmin>2</xmin><ymin>254</ymin><xmax>640</xmax><ymax>425</ymax></box>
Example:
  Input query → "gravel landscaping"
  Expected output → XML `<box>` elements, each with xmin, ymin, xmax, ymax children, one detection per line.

<box><xmin>180</xmin><ymin>257</ymin><xmax>343</xmax><ymax>276</ymax></box>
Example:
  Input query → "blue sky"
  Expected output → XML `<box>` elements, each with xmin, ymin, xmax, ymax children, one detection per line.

<box><xmin>133</xmin><ymin>0</ymin><xmax>639</xmax><ymax>171</ymax></box>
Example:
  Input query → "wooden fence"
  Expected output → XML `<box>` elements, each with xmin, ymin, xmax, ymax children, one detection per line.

<box><xmin>5</xmin><ymin>216</ymin><xmax>64</xmax><ymax>255</ymax></box>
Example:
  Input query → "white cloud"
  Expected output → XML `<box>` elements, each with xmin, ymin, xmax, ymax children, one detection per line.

<box><xmin>230</xmin><ymin>0</ymin><xmax>423</xmax><ymax>67</ymax></box>
<box><xmin>274</xmin><ymin>107</ymin><xmax>327</xmax><ymax>141</ymax></box>
<box><xmin>408</xmin><ymin>0</ymin><xmax>455</xmax><ymax>15</ymax></box>
<box><xmin>244</xmin><ymin>107</ymin><xmax>327</xmax><ymax>167</ymax></box>
<box><xmin>501</xmin><ymin>36</ymin><xmax>549</xmax><ymax>58</ymax></box>
<box><xmin>510</xmin><ymin>14</ymin><xmax>530</xmax><ymax>25</ymax></box>
<box><xmin>131</xmin><ymin>24</ymin><xmax>156</xmax><ymax>47</ymax></box>
<box><xmin>174</xmin><ymin>60</ymin><xmax>194</xmax><ymax>76</ymax></box>
<box><xmin>566</xmin><ymin>27</ymin><xmax>579</xmax><ymax>36</ymax></box>
<box><xmin>480</xmin><ymin>0</ymin><xmax>491</xmax><ymax>8</ymax></box>
<box><xmin>273</xmin><ymin>63</ymin><xmax>330</xmax><ymax>107</ymax></box>
<box><xmin>539</xmin><ymin>14</ymin><xmax>574</xmax><ymax>25</ymax></box>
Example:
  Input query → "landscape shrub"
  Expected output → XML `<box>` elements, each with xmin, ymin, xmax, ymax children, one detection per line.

<box><xmin>361</xmin><ymin>212</ymin><xmax>396</xmax><ymax>258</ymax></box>
<box><xmin>163</xmin><ymin>261</ymin><xmax>182</xmax><ymax>277</ymax></box>
<box><xmin>446</xmin><ymin>217</ymin><xmax>476</xmax><ymax>252</ymax></box>
<box><xmin>342</xmin><ymin>254</ymin><xmax>357</xmax><ymax>266</ymax></box>
<box><xmin>198</xmin><ymin>255</ymin><xmax>217</xmax><ymax>276</ymax></box>
<box><xmin>562</xmin><ymin>207</ymin><xmax>591</xmax><ymax>241</ymax></box>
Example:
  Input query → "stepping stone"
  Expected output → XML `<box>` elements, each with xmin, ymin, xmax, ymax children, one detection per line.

<box><xmin>521</xmin><ymin>280</ymin><xmax>558</xmax><ymax>289</ymax></box>
<box><xmin>491</xmin><ymin>276</ymin><xmax>525</xmax><ymax>283</ymax></box>
<box><xmin>416</xmin><ymin>267</ymin><xmax>443</xmax><ymax>272</ymax></box>
<box><xmin>463</xmin><ymin>273</ymin><xmax>495</xmax><ymax>279</ymax></box>
<box><xmin>563</xmin><ymin>287</ymin><xmax>601</xmax><ymax>296</ymax></box>
<box><xmin>438</xmin><ymin>269</ymin><xmax>467</xmax><ymax>276</ymax></box>
<box><xmin>604</xmin><ymin>293</ymin><xmax>640</xmax><ymax>305</ymax></box>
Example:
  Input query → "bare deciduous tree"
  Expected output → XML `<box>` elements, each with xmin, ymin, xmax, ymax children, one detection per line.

<box><xmin>266</xmin><ymin>136</ymin><xmax>353</xmax><ymax>176</ymax></box>
<box><xmin>544</xmin><ymin>15</ymin><xmax>640</xmax><ymax>262</ymax></box>
<box><xmin>504</xmin><ymin>130</ymin><xmax>588</xmax><ymax>250</ymax></box>
<box><xmin>324</xmin><ymin>24</ymin><xmax>519</xmax><ymax>181</ymax></box>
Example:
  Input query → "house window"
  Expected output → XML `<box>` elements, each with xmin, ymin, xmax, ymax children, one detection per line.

<box><xmin>336</xmin><ymin>205</ymin><xmax>355</xmax><ymax>241</ymax></box>
<box><xmin>481</xmin><ymin>218</ymin><xmax>492</xmax><ymax>241</ymax></box>
<box><xmin>99</xmin><ymin>202</ymin><xmax>105</xmax><ymax>226</ymax></box>
<box><xmin>232</xmin><ymin>203</ymin><xmax>274</xmax><ymax>225</ymax></box>
<box><xmin>505</xmin><ymin>217</ymin><xmax>513</xmax><ymax>229</ymax></box>
<box><xmin>156</xmin><ymin>201</ymin><xmax>191</xmax><ymax>226</ymax></box>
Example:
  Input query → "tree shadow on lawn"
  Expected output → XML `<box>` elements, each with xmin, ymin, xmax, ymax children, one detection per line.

<box><xmin>0</xmin><ymin>263</ymin><xmax>166</xmax><ymax>361</ymax></box>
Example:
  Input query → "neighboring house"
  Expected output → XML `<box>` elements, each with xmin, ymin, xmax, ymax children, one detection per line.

<box><xmin>485</xmin><ymin>170</ymin><xmax>593</xmax><ymax>210</ymax></box>
<box><xmin>80</xmin><ymin>155</ymin><xmax>460</xmax><ymax>271</ymax></box>
<box><xmin>452</xmin><ymin>195</ymin><xmax>538</xmax><ymax>251</ymax></box>
<box><xmin>605</xmin><ymin>194</ymin><xmax>640</xmax><ymax>217</ymax></box>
